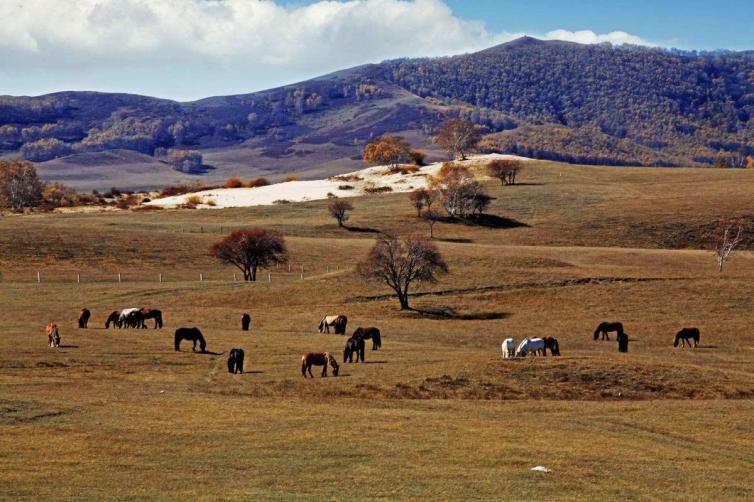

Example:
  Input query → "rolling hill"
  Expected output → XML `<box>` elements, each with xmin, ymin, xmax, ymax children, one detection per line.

<box><xmin>1</xmin><ymin>37</ymin><xmax>753</xmax><ymax>189</ymax></box>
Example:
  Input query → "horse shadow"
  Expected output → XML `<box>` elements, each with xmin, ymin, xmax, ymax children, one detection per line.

<box><xmin>59</xmin><ymin>345</ymin><xmax>79</xmax><ymax>349</ymax></box>
<box><xmin>437</xmin><ymin>215</ymin><xmax>529</xmax><ymax>229</ymax></box>
<box><xmin>438</xmin><ymin>238</ymin><xmax>474</xmax><ymax>244</ymax></box>
<box><xmin>363</xmin><ymin>361</ymin><xmax>388</xmax><ymax>364</ymax></box>
<box><xmin>197</xmin><ymin>350</ymin><xmax>223</xmax><ymax>356</ymax></box>
<box><xmin>410</xmin><ymin>307</ymin><xmax>509</xmax><ymax>321</ymax></box>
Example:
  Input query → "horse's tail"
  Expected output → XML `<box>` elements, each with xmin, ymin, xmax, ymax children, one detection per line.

<box><xmin>301</xmin><ymin>355</ymin><xmax>309</xmax><ymax>376</ymax></box>
<box><xmin>373</xmin><ymin>329</ymin><xmax>381</xmax><ymax>349</ymax></box>
<box><xmin>174</xmin><ymin>331</ymin><xmax>180</xmax><ymax>351</ymax></box>
<box><xmin>156</xmin><ymin>311</ymin><xmax>163</xmax><ymax>329</ymax></box>
<box><xmin>553</xmin><ymin>339</ymin><xmax>560</xmax><ymax>356</ymax></box>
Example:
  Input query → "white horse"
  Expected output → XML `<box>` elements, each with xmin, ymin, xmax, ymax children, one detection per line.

<box><xmin>501</xmin><ymin>338</ymin><xmax>516</xmax><ymax>358</ymax></box>
<box><xmin>515</xmin><ymin>338</ymin><xmax>546</xmax><ymax>357</ymax></box>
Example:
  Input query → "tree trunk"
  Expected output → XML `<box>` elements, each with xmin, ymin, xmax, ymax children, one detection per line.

<box><xmin>251</xmin><ymin>266</ymin><xmax>258</xmax><ymax>282</ymax></box>
<box><xmin>398</xmin><ymin>293</ymin><xmax>410</xmax><ymax>310</ymax></box>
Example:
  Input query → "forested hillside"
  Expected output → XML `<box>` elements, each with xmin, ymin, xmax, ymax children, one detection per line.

<box><xmin>1</xmin><ymin>37</ymin><xmax>753</xmax><ymax>178</ymax></box>
<box><xmin>377</xmin><ymin>37</ymin><xmax>754</xmax><ymax>166</ymax></box>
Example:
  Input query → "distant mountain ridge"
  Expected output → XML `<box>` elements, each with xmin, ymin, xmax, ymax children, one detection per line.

<box><xmin>1</xmin><ymin>37</ymin><xmax>753</xmax><ymax>189</ymax></box>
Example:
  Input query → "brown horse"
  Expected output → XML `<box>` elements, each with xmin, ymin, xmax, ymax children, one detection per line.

<box><xmin>46</xmin><ymin>323</ymin><xmax>60</xmax><ymax>348</ymax></box>
<box><xmin>174</xmin><ymin>327</ymin><xmax>206</xmax><ymax>352</ymax></box>
<box><xmin>594</xmin><ymin>321</ymin><xmax>624</xmax><ymax>341</ymax></box>
<box><xmin>301</xmin><ymin>352</ymin><xmax>339</xmax><ymax>377</ymax></box>
<box><xmin>674</xmin><ymin>327</ymin><xmax>700</xmax><ymax>348</ymax></box>
<box><xmin>105</xmin><ymin>311</ymin><xmax>121</xmax><ymax>329</ymax></box>
<box><xmin>241</xmin><ymin>313</ymin><xmax>251</xmax><ymax>331</ymax></box>
<box><xmin>141</xmin><ymin>308</ymin><xmax>163</xmax><ymax>329</ymax></box>
<box><xmin>78</xmin><ymin>309</ymin><xmax>91</xmax><ymax>329</ymax></box>
<box><xmin>542</xmin><ymin>336</ymin><xmax>561</xmax><ymax>356</ymax></box>
<box><xmin>352</xmin><ymin>327</ymin><xmax>382</xmax><ymax>350</ymax></box>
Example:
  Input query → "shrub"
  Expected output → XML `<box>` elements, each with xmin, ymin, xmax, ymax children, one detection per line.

<box><xmin>273</xmin><ymin>199</ymin><xmax>290</xmax><ymax>204</ymax></box>
<box><xmin>283</xmin><ymin>175</ymin><xmax>300</xmax><ymax>182</ymax></box>
<box><xmin>338</xmin><ymin>184</ymin><xmax>354</xmax><ymax>190</ymax></box>
<box><xmin>186</xmin><ymin>195</ymin><xmax>202</xmax><ymax>205</ymax></box>
<box><xmin>364</xmin><ymin>185</ymin><xmax>393</xmax><ymax>194</ymax></box>
<box><xmin>224</xmin><ymin>177</ymin><xmax>243</xmax><ymax>188</ymax></box>
<box><xmin>205</xmin><ymin>198</ymin><xmax>217</xmax><ymax>207</ymax></box>
<box><xmin>246</xmin><ymin>177</ymin><xmax>270</xmax><ymax>188</ymax></box>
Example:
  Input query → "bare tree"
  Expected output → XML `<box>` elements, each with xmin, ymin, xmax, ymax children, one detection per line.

<box><xmin>423</xmin><ymin>208</ymin><xmax>440</xmax><ymax>239</ymax></box>
<box><xmin>0</xmin><ymin>160</ymin><xmax>43</xmax><ymax>212</ymax></box>
<box><xmin>429</xmin><ymin>163</ymin><xmax>490</xmax><ymax>220</ymax></box>
<box><xmin>435</xmin><ymin>119</ymin><xmax>481</xmax><ymax>160</ymax></box>
<box><xmin>210</xmin><ymin>229</ymin><xmax>288</xmax><ymax>281</ymax></box>
<box><xmin>409</xmin><ymin>188</ymin><xmax>437</xmax><ymax>218</ymax></box>
<box><xmin>712</xmin><ymin>218</ymin><xmax>745</xmax><ymax>272</ymax></box>
<box><xmin>487</xmin><ymin>159</ymin><xmax>523</xmax><ymax>186</ymax></box>
<box><xmin>328</xmin><ymin>200</ymin><xmax>354</xmax><ymax>227</ymax></box>
<box><xmin>358</xmin><ymin>235</ymin><xmax>448</xmax><ymax>310</ymax></box>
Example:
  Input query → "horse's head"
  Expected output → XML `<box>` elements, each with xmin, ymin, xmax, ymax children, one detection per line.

<box><xmin>327</xmin><ymin>354</ymin><xmax>339</xmax><ymax>376</ymax></box>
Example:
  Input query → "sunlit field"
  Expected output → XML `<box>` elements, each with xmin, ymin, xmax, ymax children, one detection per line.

<box><xmin>1</xmin><ymin>161</ymin><xmax>753</xmax><ymax>500</ymax></box>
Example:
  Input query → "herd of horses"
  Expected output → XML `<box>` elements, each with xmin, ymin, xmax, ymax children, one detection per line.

<box><xmin>60</xmin><ymin>309</ymin><xmax>382</xmax><ymax>379</ymax></box>
<box><xmin>502</xmin><ymin>322</ymin><xmax>702</xmax><ymax>358</ymax></box>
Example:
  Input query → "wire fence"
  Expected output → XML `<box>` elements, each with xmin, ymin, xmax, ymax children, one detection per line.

<box><xmin>0</xmin><ymin>263</ymin><xmax>346</xmax><ymax>285</ymax></box>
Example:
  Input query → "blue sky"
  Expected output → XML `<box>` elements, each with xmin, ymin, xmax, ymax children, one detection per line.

<box><xmin>0</xmin><ymin>0</ymin><xmax>752</xmax><ymax>100</ymax></box>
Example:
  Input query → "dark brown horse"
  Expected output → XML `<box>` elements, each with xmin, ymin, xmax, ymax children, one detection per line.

<box><xmin>105</xmin><ymin>311</ymin><xmax>121</xmax><ymax>329</ymax></box>
<box><xmin>141</xmin><ymin>308</ymin><xmax>163</xmax><ymax>329</ymax></box>
<box><xmin>227</xmin><ymin>348</ymin><xmax>245</xmax><ymax>373</ymax></box>
<box><xmin>674</xmin><ymin>327</ymin><xmax>700</xmax><ymax>348</ymax></box>
<box><xmin>542</xmin><ymin>336</ymin><xmax>561</xmax><ymax>356</ymax></box>
<box><xmin>301</xmin><ymin>352</ymin><xmax>339</xmax><ymax>377</ymax></box>
<box><xmin>78</xmin><ymin>308</ymin><xmax>90</xmax><ymax>329</ymax></box>
<box><xmin>594</xmin><ymin>322</ymin><xmax>624</xmax><ymax>341</ymax></box>
<box><xmin>174</xmin><ymin>327</ymin><xmax>206</xmax><ymax>352</ymax></box>
<box><xmin>352</xmin><ymin>327</ymin><xmax>382</xmax><ymax>350</ymax></box>
<box><xmin>343</xmin><ymin>336</ymin><xmax>365</xmax><ymax>363</ymax></box>
<box><xmin>241</xmin><ymin>313</ymin><xmax>251</xmax><ymax>331</ymax></box>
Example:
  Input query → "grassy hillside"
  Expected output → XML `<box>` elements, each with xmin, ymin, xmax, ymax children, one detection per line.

<box><xmin>1</xmin><ymin>162</ymin><xmax>753</xmax><ymax>499</ymax></box>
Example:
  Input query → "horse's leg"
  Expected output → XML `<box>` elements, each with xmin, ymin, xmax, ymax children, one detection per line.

<box><xmin>321</xmin><ymin>365</ymin><xmax>327</xmax><ymax>377</ymax></box>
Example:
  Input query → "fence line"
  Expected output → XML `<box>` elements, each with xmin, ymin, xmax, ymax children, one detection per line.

<box><xmin>0</xmin><ymin>264</ymin><xmax>350</xmax><ymax>285</ymax></box>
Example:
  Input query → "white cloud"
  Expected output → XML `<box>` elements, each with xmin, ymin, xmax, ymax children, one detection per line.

<box><xmin>0</xmin><ymin>0</ymin><xmax>655</xmax><ymax>99</ymax></box>
<box><xmin>545</xmin><ymin>29</ymin><xmax>650</xmax><ymax>46</ymax></box>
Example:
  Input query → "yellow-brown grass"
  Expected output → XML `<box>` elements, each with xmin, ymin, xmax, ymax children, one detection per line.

<box><xmin>1</xmin><ymin>161</ymin><xmax>753</xmax><ymax>499</ymax></box>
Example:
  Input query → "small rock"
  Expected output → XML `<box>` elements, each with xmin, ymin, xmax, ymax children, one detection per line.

<box><xmin>531</xmin><ymin>466</ymin><xmax>552</xmax><ymax>473</ymax></box>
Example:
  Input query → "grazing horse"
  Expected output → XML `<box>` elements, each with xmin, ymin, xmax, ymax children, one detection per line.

<box><xmin>674</xmin><ymin>327</ymin><xmax>700</xmax><ymax>348</ymax></box>
<box><xmin>343</xmin><ymin>335</ymin><xmax>365</xmax><ymax>363</ymax></box>
<box><xmin>301</xmin><ymin>352</ymin><xmax>339</xmax><ymax>378</ymax></box>
<box><xmin>78</xmin><ymin>308</ymin><xmax>91</xmax><ymax>329</ymax></box>
<box><xmin>542</xmin><ymin>336</ymin><xmax>561</xmax><ymax>356</ymax></box>
<box><xmin>105</xmin><ymin>311</ymin><xmax>121</xmax><ymax>329</ymax></box>
<box><xmin>227</xmin><ymin>348</ymin><xmax>245</xmax><ymax>374</ymax></box>
<box><xmin>593</xmin><ymin>321</ymin><xmax>624</xmax><ymax>341</ymax></box>
<box><xmin>352</xmin><ymin>327</ymin><xmax>382</xmax><ymax>350</ymax></box>
<box><xmin>241</xmin><ymin>313</ymin><xmax>251</xmax><ymax>332</ymax></box>
<box><xmin>515</xmin><ymin>338</ymin><xmax>546</xmax><ymax>357</ymax></box>
<box><xmin>46</xmin><ymin>323</ymin><xmax>61</xmax><ymax>348</ymax></box>
<box><xmin>174</xmin><ymin>327</ymin><xmax>207</xmax><ymax>352</ymax></box>
<box><xmin>141</xmin><ymin>309</ymin><xmax>163</xmax><ymax>329</ymax></box>
<box><xmin>501</xmin><ymin>338</ymin><xmax>516</xmax><ymax>358</ymax></box>
<box><xmin>124</xmin><ymin>310</ymin><xmax>145</xmax><ymax>329</ymax></box>
<box><xmin>318</xmin><ymin>315</ymin><xmax>348</xmax><ymax>335</ymax></box>
<box><xmin>119</xmin><ymin>308</ymin><xmax>141</xmax><ymax>328</ymax></box>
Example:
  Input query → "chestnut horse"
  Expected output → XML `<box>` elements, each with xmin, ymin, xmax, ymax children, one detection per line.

<box><xmin>674</xmin><ymin>327</ymin><xmax>700</xmax><ymax>348</ymax></box>
<box><xmin>141</xmin><ymin>309</ymin><xmax>163</xmax><ymax>329</ymax></box>
<box><xmin>594</xmin><ymin>321</ymin><xmax>624</xmax><ymax>341</ymax></box>
<box><xmin>174</xmin><ymin>327</ymin><xmax>207</xmax><ymax>352</ymax></box>
<box><xmin>105</xmin><ymin>311</ymin><xmax>121</xmax><ymax>329</ymax></box>
<box><xmin>352</xmin><ymin>327</ymin><xmax>382</xmax><ymax>350</ymax></box>
<box><xmin>46</xmin><ymin>323</ymin><xmax>60</xmax><ymax>348</ymax></box>
<box><xmin>78</xmin><ymin>309</ymin><xmax>91</xmax><ymax>329</ymax></box>
<box><xmin>301</xmin><ymin>352</ymin><xmax>339</xmax><ymax>377</ymax></box>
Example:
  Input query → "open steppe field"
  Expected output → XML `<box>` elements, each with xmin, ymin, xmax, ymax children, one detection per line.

<box><xmin>1</xmin><ymin>161</ymin><xmax>754</xmax><ymax>500</ymax></box>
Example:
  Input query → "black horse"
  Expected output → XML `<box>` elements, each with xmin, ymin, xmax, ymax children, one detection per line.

<box><xmin>105</xmin><ymin>311</ymin><xmax>121</xmax><ymax>329</ymax></box>
<box><xmin>125</xmin><ymin>310</ymin><xmax>145</xmax><ymax>329</ymax></box>
<box><xmin>78</xmin><ymin>308</ymin><xmax>91</xmax><ymax>329</ymax></box>
<box><xmin>674</xmin><ymin>327</ymin><xmax>700</xmax><ymax>348</ymax></box>
<box><xmin>241</xmin><ymin>313</ymin><xmax>251</xmax><ymax>331</ymax></box>
<box><xmin>352</xmin><ymin>327</ymin><xmax>382</xmax><ymax>350</ymax></box>
<box><xmin>594</xmin><ymin>321</ymin><xmax>624</xmax><ymax>341</ymax></box>
<box><xmin>227</xmin><ymin>348</ymin><xmax>245</xmax><ymax>373</ymax></box>
<box><xmin>343</xmin><ymin>335</ymin><xmax>365</xmax><ymax>363</ymax></box>
<box><xmin>174</xmin><ymin>327</ymin><xmax>207</xmax><ymax>352</ymax></box>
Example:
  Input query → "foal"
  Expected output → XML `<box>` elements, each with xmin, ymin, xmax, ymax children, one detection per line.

<box><xmin>674</xmin><ymin>328</ymin><xmax>700</xmax><ymax>348</ymax></box>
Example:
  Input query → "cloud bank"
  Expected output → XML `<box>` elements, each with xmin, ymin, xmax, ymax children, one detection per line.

<box><xmin>0</xmin><ymin>0</ymin><xmax>654</xmax><ymax>99</ymax></box>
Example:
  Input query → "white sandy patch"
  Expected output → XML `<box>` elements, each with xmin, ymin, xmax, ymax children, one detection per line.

<box><xmin>147</xmin><ymin>154</ymin><xmax>530</xmax><ymax>209</ymax></box>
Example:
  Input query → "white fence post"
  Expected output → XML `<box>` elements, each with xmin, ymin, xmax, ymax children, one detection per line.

<box><xmin>37</xmin><ymin>271</ymin><xmax>41</xmax><ymax>283</ymax></box>
<box><xmin>77</xmin><ymin>273</ymin><xmax>80</xmax><ymax>284</ymax></box>
<box><xmin>268</xmin><ymin>272</ymin><xmax>271</xmax><ymax>283</ymax></box>
<box><xmin>288</xmin><ymin>263</ymin><xmax>291</xmax><ymax>273</ymax></box>
<box><xmin>159</xmin><ymin>273</ymin><xmax>163</xmax><ymax>283</ymax></box>
<box><xmin>233</xmin><ymin>272</ymin><xmax>237</xmax><ymax>281</ymax></box>
<box><xmin>118</xmin><ymin>273</ymin><xmax>122</xmax><ymax>284</ymax></box>
<box><xmin>200</xmin><ymin>273</ymin><xmax>203</xmax><ymax>282</ymax></box>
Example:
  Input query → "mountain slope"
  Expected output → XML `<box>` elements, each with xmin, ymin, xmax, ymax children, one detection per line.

<box><xmin>1</xmin><ymin>38</ymin><xmax>754</xmax><ymax>189</ymax></box>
